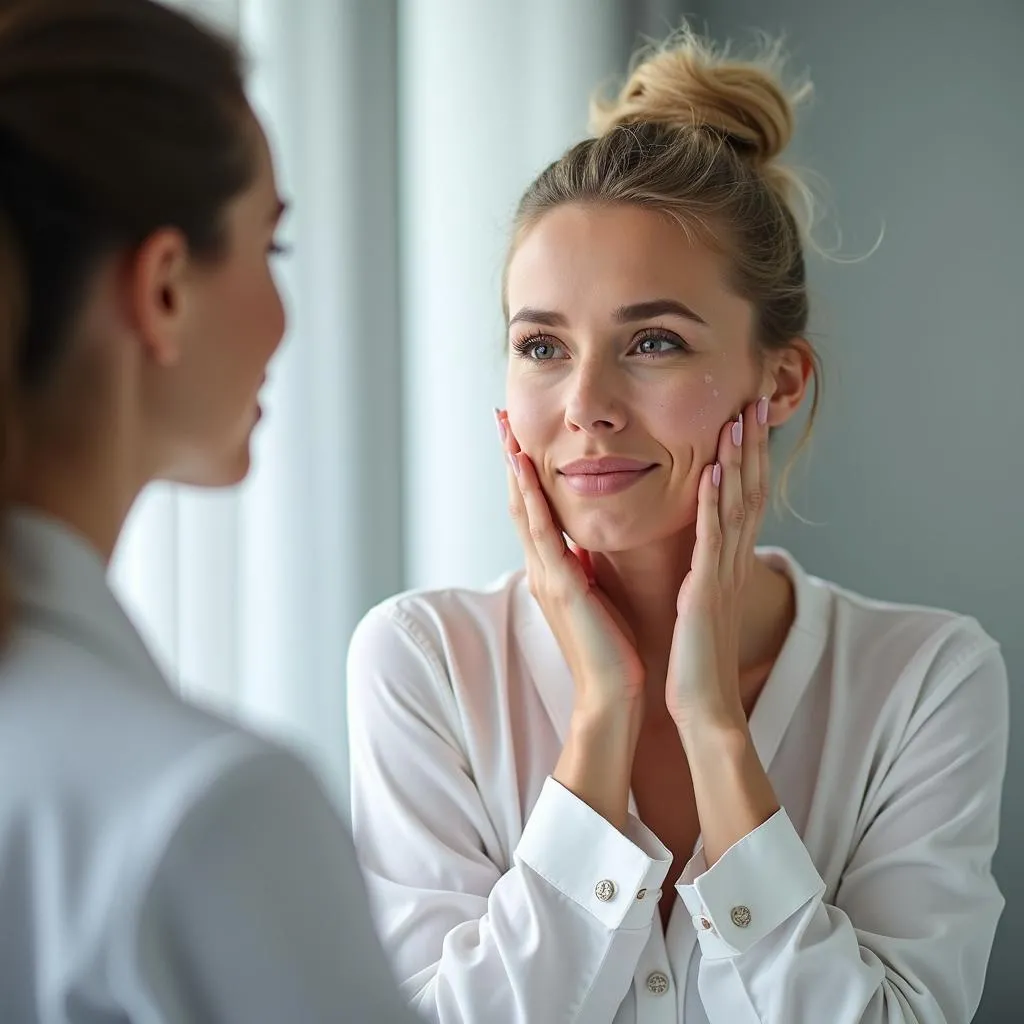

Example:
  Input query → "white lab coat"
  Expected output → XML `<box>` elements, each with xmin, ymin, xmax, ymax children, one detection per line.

<box><xmin>347</xmin><ymin>549</ymin><xmax>1008</xmax><ymax>1024</ymax></box>
<box><xmin>0</xmin><ymin>509</ymin><xmax>415</xmax><ymax>1024</ymax></box>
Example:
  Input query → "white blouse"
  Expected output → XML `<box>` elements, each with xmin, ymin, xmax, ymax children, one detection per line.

<box><xmin>347</xmin><ymin>548</ymin><xmax>1008</xmax><ymax>1024</ymax></box>
<box><xmin>0</xmin><ymin>511</ymin><xmax>416</xmax><ymax>1023</ymax></box>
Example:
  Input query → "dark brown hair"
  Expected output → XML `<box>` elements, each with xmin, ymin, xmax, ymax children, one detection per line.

<box><xmin>0</xmin><ymin>0</ymin><xmax>257</xmax><ymax>641</ymax></box>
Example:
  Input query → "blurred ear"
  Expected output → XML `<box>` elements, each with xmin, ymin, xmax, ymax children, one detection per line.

<box><xmin>760</xmin><ymin>339</ymin><xmax>815</xmax><ymax>427</ymax></box>
<box><xmin>124</xmin><ymin>227</ymin><xmax>193</xmax><ymax>368</ymax></box>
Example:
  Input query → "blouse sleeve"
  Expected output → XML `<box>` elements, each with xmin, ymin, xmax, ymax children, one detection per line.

<box><xmin>675</xmin><ymin>622</ymin><xmax>1007</xmax><ymax>1024</ymax></box>
<box><xmin>347</xmin><ymin>604</ymin><xmax>673</xmax><ymax>1024</ymax></box>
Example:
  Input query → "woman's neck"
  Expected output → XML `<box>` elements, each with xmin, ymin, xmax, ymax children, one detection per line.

<box><xmin>13</xmin><ymin>433</ymin><xmax>144</xmax><ymax>565</ymax></box>
<box><xmin>590</xmin><ymin>531</ymin><xmax>795</xmax><ymax>719</ymax></box>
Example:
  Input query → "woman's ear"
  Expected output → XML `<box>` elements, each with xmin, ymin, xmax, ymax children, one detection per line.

<box><xmin>125</xmin><ymin>227</ymin><xmax>192</xmax><ymax>368</ymax></box>
<box><xmin>762</xmin><ymin>339</ymin><xmax>815</xmax><ymax>427</ymax></box>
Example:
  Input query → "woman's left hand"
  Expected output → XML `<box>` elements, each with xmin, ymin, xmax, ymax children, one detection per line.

<box><xmin>665</xmin><ymin>395</ymin><xmax>770</xmax><ymax>734</ymax></box>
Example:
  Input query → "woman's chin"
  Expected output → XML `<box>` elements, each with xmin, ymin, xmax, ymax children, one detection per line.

<box><xmin>163</xmin><ymin>441</ymin><xmax>253</xmax><ymax>489</ymax></box>
<box><xmin>561</xmin><ymin>508</ymin><xmax>696</xmax><ymax>555</ymax></box>
<box><xmin>562</xmin><ymin>520</ymin><xmax>652</xmax><ymax>555</ymax></box>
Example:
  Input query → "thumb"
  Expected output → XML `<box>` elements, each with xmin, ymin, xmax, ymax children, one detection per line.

<box><xmin>567</xmin><ymin>539</ymin><xmax>596</xmax><ymax>585</ymax></box>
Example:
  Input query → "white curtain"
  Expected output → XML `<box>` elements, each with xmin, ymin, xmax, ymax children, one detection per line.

<box><xmin>400</xmin><ymin>0</ymin><xmax>628</xmax><ymax>589</ymax></box>
<box><xmin>114</xmin><ymin>0</ymin><xmax>635</xmax><ymax>798</ymax></box>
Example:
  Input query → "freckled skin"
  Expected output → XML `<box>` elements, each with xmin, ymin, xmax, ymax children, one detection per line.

<box><xmin>505</xmin><ymin>203</ymin><xmax>772</xmax><ymax>554</ymax></box>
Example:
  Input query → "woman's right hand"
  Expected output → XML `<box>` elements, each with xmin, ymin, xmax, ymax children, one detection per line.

<box><xmin>498</xmin><ymin>409</ymin><xmax>644</xmax><ymax>713</ymax></box>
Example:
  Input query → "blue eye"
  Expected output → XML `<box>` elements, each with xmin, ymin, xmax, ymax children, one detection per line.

<box><xmin>512</xmin><ymin>333</ymin><xmax>566</xmax><ymax>361</ymax></box>
<box><xmin>633</xmin><ymin>331</ymin><xmax>687</xmax><ymax>356</ymax></box>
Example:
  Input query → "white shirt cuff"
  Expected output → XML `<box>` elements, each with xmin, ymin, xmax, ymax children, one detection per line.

<box><xmin>676</xmin><ymin>809</ymin><xmax>825</xmax><ymax>958</ymax></box>
<box><xmin>515</xmin><ymin>777</ymin><xmax>673</xmax><ymax>930</ymax></box>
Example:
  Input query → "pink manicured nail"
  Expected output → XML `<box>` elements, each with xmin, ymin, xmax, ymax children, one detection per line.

<box><xmin>494</xmin><ymin>408</ymin><xmax>507</xmax><ymax>443</ymax></box>
<box><xmin>757</xmin><ymin>395</ymin><xmax>769</xmax><ymax>425</ymax></box>
<box><xmin>731</xmin><ymin>415</ymin><xmax>744</xmax><ymax>447</ymax></box>
<box><xmin>712</xmin><ymin>462</ymin><xmax>722</xmax><ymax>487</ymax></box>
<box><xmin>508</xmin><ymin>452</ymin><xmax>520</xmax><ymax>476</ymax></box>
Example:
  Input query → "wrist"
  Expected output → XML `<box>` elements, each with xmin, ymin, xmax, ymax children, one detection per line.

<box><xmin>577</xmin><ymin>694</ymin><xmax>644</xmax><ymax>752</ymax></box>
<box><xmin>571</xmin><ymin>689</ymin><xmax>642</xmax><ymax>730</ymax></box>
<box><xmin>555</xmin><ymin>703</ymin><xmax>640</xmax><ymax>833</ymax></box>
<box><xmin>677</xmin><ymin>718</ymin><xmax>779</xmax><ymax>866</ymax></box>
<box><xmin>675</xmin><ymin>713</ymin><xmax>750</xmax><ymax>760</ymax></box>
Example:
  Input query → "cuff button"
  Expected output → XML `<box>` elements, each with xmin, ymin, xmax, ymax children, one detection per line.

<box><xmin>730</xmin><ymin>905</ymin><xmax>752</xmax><ymax>929</ymax></box>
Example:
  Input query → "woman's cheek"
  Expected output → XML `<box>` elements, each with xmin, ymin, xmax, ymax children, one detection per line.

<box><xmin>504</xmin><ymin>381</ymin><xmax>553</xmax><ymax>456</ymax></box>
<box><xmin>647</xmin><ymin>375</ymin><xmax>720</xmax><ymax>452</ymax></box>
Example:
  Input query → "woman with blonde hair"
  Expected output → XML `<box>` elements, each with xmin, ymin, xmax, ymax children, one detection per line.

<box><xmin>349</xmin><ymin>26</ymin><xmax>1007</xmax><ymax>1024</ymax></box>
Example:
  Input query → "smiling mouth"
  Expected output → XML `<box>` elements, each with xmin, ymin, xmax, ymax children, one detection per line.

<box><xmin>557</xmin><ymin>465</ymin><xmax>656</xmax><ymax>497</ymax></box>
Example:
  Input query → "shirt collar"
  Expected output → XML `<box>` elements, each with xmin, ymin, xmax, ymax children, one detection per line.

<box><xmin>6</xmin><ymin>507</ymin><xmax>170</xmax><ymax>690</ymax></box>
<box><xmin>513</xmin><ymin>547</ymin><xmax>831</xmax><ymax>772</ymax></box>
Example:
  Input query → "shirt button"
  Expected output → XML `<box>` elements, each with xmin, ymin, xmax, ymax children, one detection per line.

<box><xmin>646</xmin><ymin>971</ymin><xmax>671</xmax><ymax>996</ymax></box>
<box><xmin>636</xmin><ymin>888</ymin><xmax>647</xmax><ymax>901</ymax></box>
<box><xmin>730</xmin><ymin>905</ymin><xmax>752</xmax><ymax>929</ymax></box>
<box><xmin>699</xmin><ymin>916</ymin><xmax>713</xmax><ymax>930</ymax></box>
<box><xmin>594</xmin><ymin>879</ymin><xmax>617</xmax><ymax>902</ymax></box>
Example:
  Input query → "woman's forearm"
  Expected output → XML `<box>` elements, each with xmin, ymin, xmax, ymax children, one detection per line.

<box><xmin>679</xmin><ymin>720</ymin><xmax>779</xmax><ymax>866</ymax></box>
<box><xmin>554</xmin><ymin>702</ymin><xmax>641</xmax><ymax>833</ymax></box>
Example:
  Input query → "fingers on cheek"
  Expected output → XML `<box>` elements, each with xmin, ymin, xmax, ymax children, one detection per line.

<box><xmin>689</xmin><ymin>465</ymin><xmax>722</xmax><ymax>581</ymax></box>
<box><xmin>717</xmin><ymin>419</ymin><xmax>733</xmax><ymax>459</ymax></box>
<box><xmin>715</xmin><ymin>414</ymin><xmax>742</xmax><ymax>470</ymax></box>
<box><xmin>701</xmin><ymin>464</ymin><xmax>721</xmax><ymax>531</ymax></box>
<box><xmin>522</xmin><ymin>454</ymin><xmax>546</xmax><ymax>498</ymax></box>
<box><xmin>497</xmin><ymin>410</ymin><xmax>521</xmax><ymax>455</ymax></box>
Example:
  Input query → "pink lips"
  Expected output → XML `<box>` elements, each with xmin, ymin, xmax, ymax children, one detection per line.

<box><xmin>557</xmin><ymin>457</ymin><xmax>656</xmax><ymax>496</ymax></box>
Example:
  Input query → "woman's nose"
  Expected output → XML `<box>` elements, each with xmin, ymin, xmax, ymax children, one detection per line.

<box><xmin>563</xmin><ymin>362</ymin><xmax>628</xmax><ymax>434</ymax></box>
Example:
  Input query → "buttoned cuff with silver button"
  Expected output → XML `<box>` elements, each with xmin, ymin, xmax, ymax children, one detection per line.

<box><xmin>675</xmin><ymin>808</ymin><xmax>827</xmax><ymax>958</ymax></box>
<box><xmin>515</xmin><ymin>777</ymin><xmax>674</xmax><ymax>930</ymax></box>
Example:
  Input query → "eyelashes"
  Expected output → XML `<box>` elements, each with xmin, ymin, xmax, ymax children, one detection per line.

<box><xmin>510</xmin><ymin>329</ymin><xmax>562</xmax><ymax>361</ymax></box>
<box><xmin>510</xmin><ymin>326</ymin><xmax>692</xmax><ymax>362</ymax></box>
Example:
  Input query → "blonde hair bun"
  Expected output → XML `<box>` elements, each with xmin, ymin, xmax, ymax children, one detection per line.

<box><xmin>590</xmin><ymin>26</ymin><xmax>811</xmax><ymax>173</ymax></box>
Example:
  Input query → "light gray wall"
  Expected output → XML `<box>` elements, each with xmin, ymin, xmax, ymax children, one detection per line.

<box><xmin>669</xmin><ymin>0</ymin><xmax>1023</xmax><ymax>1017</ymax></box>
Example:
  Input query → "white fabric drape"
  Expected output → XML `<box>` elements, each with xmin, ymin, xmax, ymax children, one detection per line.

<box><xmin>113</xmin><ymin>0</ymin><xmax>635</xmax><ymax>796</ymax></box>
